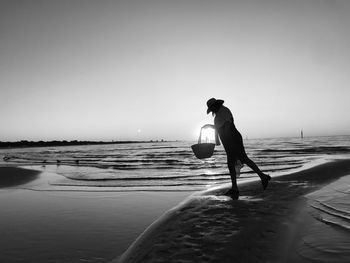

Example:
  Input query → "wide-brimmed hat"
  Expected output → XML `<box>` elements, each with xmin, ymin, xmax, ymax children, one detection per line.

<box><xmin>206</xmin><ymin>98</ymin><xmax>224</xmax><ymax>114</ymax></box>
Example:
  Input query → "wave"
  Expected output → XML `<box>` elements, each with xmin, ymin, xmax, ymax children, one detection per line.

<box><xmin>49</xmin><ymin>181</ymin><xmax>214</xmax><ymax>188</ymax></box>
<box><xmin>262</xmin><ymin>146</ymin><xmax>350</xmax><ymax>154</ymax></box>
<box><xmin>314</xmin><ymin>217</ymin><xmax>350</xmax><ymax>231</ymax></box>
<box><xmin>309</xmin><ymin>199</ymin><xmax>350</xmax><ymax>232</ymax></box>
<box><xmin>310</xmin><ymin>203</ymin><xmax>350</xmax><ymax>221</ymax></box>
<box><xmin>3</xmin><ymin>136</ymin><xmax>350</xmax><ymax>191</ymax></box>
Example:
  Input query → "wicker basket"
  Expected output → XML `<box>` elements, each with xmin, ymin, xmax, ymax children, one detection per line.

<box><xmin>191</xmin><ymin>125</ymin><xmax>216</xmax><ymax>159</ymax></box>
<box><xmin>191</xmin><ymin>143</ymin><xmax>215</xmax><ymax>159</ymax></box>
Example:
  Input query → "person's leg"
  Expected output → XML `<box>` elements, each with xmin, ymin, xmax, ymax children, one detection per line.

<box><xmin>226</xmin><ymin>157</ymin><xmax>239</xmax><ymax>199</ymax></box>
<box><xmin>242</xmin><ymin>156</ymin><xmax>271</xmax><ymax>190</ymax></box>
<box><xmin>242</xmin><ymin>156</ymin><xmax>265</xmax><ymax>178</ymax></box>
<box><xmin>228</xmin><ymin>163</ymin><xmax>238</xmax><ymax>191</ymax></box>
<box><xmin>219</xmin><ymin>125</ymin><xmax>240</xmax><ymax>198</ymax></box>
<box><xmin>235</xmin><ymin>132</ymin><xmax>270</xmax><ymax>184</ymax></box>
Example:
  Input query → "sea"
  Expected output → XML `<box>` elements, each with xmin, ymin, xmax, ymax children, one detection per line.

<box><xmin>1</xmin><ymin>135</ymin><xmax>350</xmax><ymax>192</ymax></box>
<box><xmin>1</xmin><ymin>135</ymin><xmax>350</xmax><ymax>262</ymax></box>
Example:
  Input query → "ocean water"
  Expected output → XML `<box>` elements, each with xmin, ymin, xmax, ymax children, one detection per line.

<box><xmin>300</xmin><ymin>174</ymin><xmax>350</xmax><ymax>262</ymax></box>
<box><xmin>1</xmin><ymin>135</ymin><xmax>350</xmax><ymax>263</ymax></box>
<box><xmin>2</xmin><ymin>135</ymin><xmax>350</xmax><ymax>191</ymax></box>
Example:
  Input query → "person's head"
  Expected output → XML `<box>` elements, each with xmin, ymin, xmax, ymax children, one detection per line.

<box><xmin>206</xmin><ymin>98</ymin><xmax>224</xmax><ymax>115</ymax></box>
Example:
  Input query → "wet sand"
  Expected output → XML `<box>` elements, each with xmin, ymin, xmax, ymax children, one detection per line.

<box><xmin>2</xmin><ymin>160</ymin><xmax>350</xmax><ymax>263</ymax></box>
<box><xmin>117</xmin><ymin>159</ymin><xmax>350</xmax><ymax>263</ymax></box>
<box><xmin>0</xmin><ymin>167</ymin><xmax>40</xmax><ymax>188</ymax></box>
<box><xmin>0</xmin><ymin>167</ymin><xmax>192</xmax><ymax>263</ymax></box>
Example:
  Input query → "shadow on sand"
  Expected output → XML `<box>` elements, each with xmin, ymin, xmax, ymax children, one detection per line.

<box><xmin>0</xmin><ymin>167</ymin><xmax>40</xmax><ymax>188</ymax></box>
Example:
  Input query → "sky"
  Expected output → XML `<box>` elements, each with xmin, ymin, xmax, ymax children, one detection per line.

<box><xmin>1</xmin><ymin>0</ymin><xmax>350</xmax><ymax>141</ymax></box>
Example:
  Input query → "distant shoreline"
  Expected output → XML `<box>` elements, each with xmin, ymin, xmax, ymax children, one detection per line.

<box><xmin>0</xmin><ymin>140</ymin><xmax>174</xmax><ymax>149</ymax></box>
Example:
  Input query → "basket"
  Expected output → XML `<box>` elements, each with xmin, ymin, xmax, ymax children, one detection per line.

<box><xmin>191</xmin><ymin>143</ymin><xmax>215</xmax><ymax>159</ymax></box>
<box><xmin>191</xmin><ymin>125</ymin><xmax>216</xmax><ymax>159</ymax></box>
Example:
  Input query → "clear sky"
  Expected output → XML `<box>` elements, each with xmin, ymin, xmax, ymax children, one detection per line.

<box><xmin>1</xmin><ymin>0</ymin><xmax>350</xmax><ymax>141</ymax></box>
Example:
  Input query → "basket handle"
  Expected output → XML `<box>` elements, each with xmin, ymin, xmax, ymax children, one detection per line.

<box><xmin>198</xmin><ymin>125</ymin><xmax>213</xmax><ymax>144</ymax></box>
<box><xmin>198</xmin><ymin>127</ymin><xmax>203</xmax><ymax>144</ymax></box>
<box><xmin>198</xmin><ymin>125</ymin><xmax>220</xmax><ymax>145</ymax></box>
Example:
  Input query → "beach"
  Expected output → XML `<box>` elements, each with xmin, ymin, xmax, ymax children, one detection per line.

<box><xmin>117</xmin><ymin>159</ymin><xmax>350</xmax><ymax>263</ymax></box>
<box><xmin>3</xmin><ymin>0</ymin><xmax>350</xmax><ymax>262</ymax></box>
<box><xmin>1</xmin><ymin>139</ymin><xmax>350</xmax><ymax>263</ymax></box>
<box><xmin>0</xmin><ymin>166</ymin><xmax>192</xmax><ymax>263</ymax></box>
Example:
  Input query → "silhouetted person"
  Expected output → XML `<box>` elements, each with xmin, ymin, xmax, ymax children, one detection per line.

<box><xmin>205</xmin><ymin>98</ymin><xmax>271</xmax><ymax>199</ymax></box>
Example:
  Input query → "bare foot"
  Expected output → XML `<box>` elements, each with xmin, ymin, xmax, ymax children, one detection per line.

<box><xmin>225</xmin><ymin>188</ymin><xmax>239</xmax><ymax>199</ymax></box>
<box><xmin>261</xmin><ymin>174</ymin><xmax>271</xmax><ymax>190</ymax></box>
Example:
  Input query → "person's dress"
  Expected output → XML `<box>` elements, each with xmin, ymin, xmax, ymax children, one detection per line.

<box><xmin>214</xmin><ymin>106</ymin><xmax>248</xmax><ymax>165</ymax></box>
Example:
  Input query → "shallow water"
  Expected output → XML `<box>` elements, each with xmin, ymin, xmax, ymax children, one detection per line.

<box><xmin>2</xmin><ymin>135</ymin><xmax>350</xmax><ymax>191</ymax></box>
<box><xmin>301</xmin><ymin>175</ymin><xmax>350</xmax><ymax>262</ymax></box>
<box><xmin>1</xmin><ymin>136</ymin><xmax>350</xmax><ymax>262</ymax></box>
<box><xmin>0</xmin><ymin>186</ymin><xmax>191</xmax><ymax>263</ymax></box>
